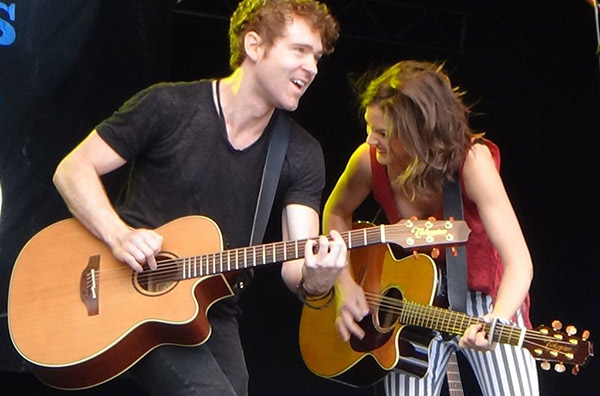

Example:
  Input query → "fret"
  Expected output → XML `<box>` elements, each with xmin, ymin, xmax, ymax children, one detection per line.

<box><xmin>517</xmin><ymin>327</ymin><xmax>526</xmax><ymax>347</ymax></box>
<box><xmin>294</xmin><ymin>241</ymin><xmax>298</xmax><ymax>259</ymax></box>
<box><xmin>283</xmin><ymin>241</ymin><xmax>287</xmax><ymax>261</ymax></box>
<box><xmin>347</xmin><ymin>230</ymin><xmax>352</xmax><ymax>249</ymax></box>
<box><xmin>379</xmin><ymin>224</ymin><xmax>385</xmax><ymax>243</ymax></box>
<box><xmin>262</xmin><ymin>245</ymin><xmax>266</xmax><ymax>265</ymax></box>
<box><xmin>363</xmin><ymin>228</ymin><xmax>367</xmax><ymax>246</ymax></box>
<box><xmin>219</xmin><ymin>252</ymin><xmax>223</xmax><ymax>273</ymax></box>
<box><xmin>498</xmin><ymin>325</ymin><xmax>507</xmax><ymax>344</ymax></box>
<box><xmin>227</xmin><ymin>250</ymin><xmax>230</xmax><ymax>272</ymax></box>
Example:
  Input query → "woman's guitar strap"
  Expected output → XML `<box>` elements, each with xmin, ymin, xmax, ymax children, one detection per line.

<box><xmin>443</xmin><ymin>175</ymin><xmax>467</xmax><ymax>313</ymax></box>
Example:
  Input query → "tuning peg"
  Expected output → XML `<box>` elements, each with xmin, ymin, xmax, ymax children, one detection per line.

<box><xmin>448</xmin><ymin>216</ymin><xmax>455</xmax><ymax>221</ymax></box>
<box><xmin>431</xmin><ymin>248</ymin><xmax>440</xmax><ymax>259</ymax></box>
<box><xmin>554</xmin><ymin>363</ymin><xmax>566</xmax><ymax>373</ymax></box>
<box><xmin>451</xmin><ymin>246</ymin><xmax>458</xmax><ymax>257</ymax></box>
<box><xmin>410</xmin><ymin>216</ymin><xmax>418</xmax><ymax>221</ymax></box>
<box><xmin>566</xmin><ymin>325</ymin><xmax>577</xmax><ymax>336</ymax></box>
<box><xmin>552</xmin><ymin>320</ymin><xmax>563</xmax><ymax>331</ymax></box>
<box><xmin>572</xmin><ymin>365</ymin><xmax>580</xmax><ymax>376</ymax></box>
<box><xmin>582</xmin><ymin>330</ymin><xmax>590</xmax><ymax>341</ymax></box>
<box><xmin>428</xmin><ymin>216</ymin><xmax>437</xmax><ymax>221</ymax></box>
<box><xmin>412</xmin><ymin>250</ymin><xmax>419</xmax><ymax>260</ymax></box>
<box><xmin>540</xmin><ymin>361</ymin><xmax>551</xmax><ymax>371</ymax></box>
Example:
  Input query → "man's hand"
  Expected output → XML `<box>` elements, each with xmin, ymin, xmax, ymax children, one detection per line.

<box><xmin>111</xmin><ymin>228</ymin><xmax>163</xmax><ymax>273</ymax></box>
<box><xmin>300</xmin><ymin>230</ymin><xmax>347</xmax><ymax>295</ymax></box>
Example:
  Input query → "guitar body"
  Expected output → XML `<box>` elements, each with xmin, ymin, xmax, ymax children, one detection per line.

<box><xmin>300</xmin><ymin>227</ymin><xmax>594</xmax><ymax>387</ymax></box>
<box><xmin>299</xmin><ymin>237</ymin><xmax>439</xmax><ymax>387</ymax></box>
<box><xmin>8</xmin><ymin>215</ymin><xmax>235</xmax><ymax>390</ymax></box>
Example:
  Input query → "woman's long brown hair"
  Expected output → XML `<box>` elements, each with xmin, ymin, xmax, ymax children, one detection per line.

<box><xmin>360</xmin><ymin>60</ymin><xmax>481</xmax><ymax>200</ymax></box>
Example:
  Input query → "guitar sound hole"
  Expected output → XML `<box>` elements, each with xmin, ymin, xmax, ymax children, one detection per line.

<box><xmin>374</xmin><ymin>287</ymin><xmax>402</xmax><ymax>332</ymax></box>
<box><xmin>133</xmin><ymin>252</ymin><xmax>179</xmax><ymax>296</ymax></box>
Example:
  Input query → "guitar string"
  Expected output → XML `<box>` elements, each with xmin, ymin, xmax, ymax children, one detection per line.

<box><xmin>363</xmin><ymin>292</ymin><xmax>579</xmax><ymax>351</ymax></box>
<box><xmin>366</xmin><ymin>292</ymin><xmax>573</xmax><ymax>345</ymax></box>
<box><xmin>367</xmin><ymin>296</ymin><xmax>580</xmax><ymax>362</ymax></box>
<box><xmin>83</xmin><ymin>226</ymin><xmax>460</xmax><ymax>286</ymax></box>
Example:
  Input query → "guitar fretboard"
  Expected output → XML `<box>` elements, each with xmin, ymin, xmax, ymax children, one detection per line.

<box><xmin>172</xmin><ymin>220</ymin><xmax>461</xmax><ymax>280</ymax></box>
<box><xmin>176</xmin><ymin>226</ymin><xmax>391</xmax><ymax>279</ymax></box>
<box><xmin>446</xmin><ymin>352</ymin><xmax>464</xmax><ymax>396</ymax></box>
<box><xmin>398</xmin><ymin>300</ymin><xmax>526</xmax><ymax>346</ymax></box>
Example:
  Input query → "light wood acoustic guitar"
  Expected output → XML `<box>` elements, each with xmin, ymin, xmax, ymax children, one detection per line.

<box><xmin>8</xmin><ymin>215</ymin><xmax>469</xmax><ymax>390</ymax></box>
<box><xmin>299</xmin><ymin>235</ymin><xmax>594</xmax><ymax>388</ymax></box>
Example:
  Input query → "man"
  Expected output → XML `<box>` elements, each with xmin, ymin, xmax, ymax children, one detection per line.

<box><xmin>52</xmin><ymin>1</ymin><xmax>345</xmax><ymax>394</ymax></box>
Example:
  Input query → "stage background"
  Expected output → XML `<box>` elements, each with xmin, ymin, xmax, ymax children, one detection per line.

<box><xmin>1</xmin><ymin>0</ymin><xmax>598</xmax><ymax>394</ymax></box>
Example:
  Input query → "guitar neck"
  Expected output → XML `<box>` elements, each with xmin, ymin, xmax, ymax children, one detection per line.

<box><xmin>174</xmin><ymin>226</ymin><xmax>390</xmax><ymax>280</ymax></box>
<box><xmin>446</xmin><ymin>352</ymin><xmax>464</xmax><ymax>396</ymax></box>
<box><xmin>399</xmin><ymin>300</ymin><xmax>526</xmax><ymax>347</ymax></box>
<box><xmin>174</xmin><ymin>220</ymin><xmax>464</xmax><ymax>280</ymax></box>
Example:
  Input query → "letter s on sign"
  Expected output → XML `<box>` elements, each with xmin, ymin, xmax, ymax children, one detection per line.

<box><xmin>0</xmin><ymin>2</ymin><xmax>16</xmax><ymax>46</ymax></box>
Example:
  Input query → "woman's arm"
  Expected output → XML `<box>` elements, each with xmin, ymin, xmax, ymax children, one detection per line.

<box><xmin>460</xmin><ymin>143</ymin><xmax>533</xmax><ymax>349</ymax></box>
<box><xmin>323</xmin><ymin>143</ymin><xmax>374</xmax><ymax>341</ymax></box>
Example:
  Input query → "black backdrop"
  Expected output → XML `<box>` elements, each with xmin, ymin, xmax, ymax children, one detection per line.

<box><xmin>1</xmin><ymin>0</ymin><xmax>599</xmax><ymax>395</ymax></box>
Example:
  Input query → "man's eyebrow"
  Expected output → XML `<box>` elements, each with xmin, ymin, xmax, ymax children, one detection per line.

<box><xmin>292</xmin><ymin>42</ymin><xmax>323</xmax><ymax>53</ymax></box>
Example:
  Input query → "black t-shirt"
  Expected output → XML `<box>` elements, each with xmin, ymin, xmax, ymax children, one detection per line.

<box><xmin>96</xmin><ymin>80</ymin><xmax>325</xmax><ymax>249</ymax></box>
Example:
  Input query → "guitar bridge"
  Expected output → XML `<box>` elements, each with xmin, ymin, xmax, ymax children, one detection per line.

<box><xmin>80</xmin><ymin>255</ymin><xmax>100</xmax><ymax>316</ymax></box>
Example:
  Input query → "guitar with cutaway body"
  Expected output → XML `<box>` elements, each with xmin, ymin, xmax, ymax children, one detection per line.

<box><xmin>299</xmin><ymin>225</ymin><xmax>594</xmax><ymax>387</ymax></box>
<box><xmin>8</xmin><ymin>215</ymin><xmax>469</xmax><ymax>390</ymax></box>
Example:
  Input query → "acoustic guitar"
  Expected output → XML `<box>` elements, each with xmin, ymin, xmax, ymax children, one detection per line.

<box><xmin>8</xmin><ymin>215</ymin><xmax>469</xmax><ymax>390</ymax></box>
<box><xmin>299</xmin><ymin>242</ymin><xmax>594</xmax><ymax>387</ymax></box>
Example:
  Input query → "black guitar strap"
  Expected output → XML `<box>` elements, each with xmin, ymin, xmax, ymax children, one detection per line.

<box><xmin>215</xmin><ymin>79</ymin><xmax>290</xmax><ymax>247</ymax></box>
<box><xmin>215</xmin><ymin>81</ymin><xmax>289</xmax><ymax>294</ymax></box>
<box><xmin>443</xmin><ymin>175</ymin><xmax>468</xmax><ymax>312</ymax></box>
<box><xmin>249</xmin><ymin>110</ymin><xmax>290</xmax><ymax>246</ymax></box>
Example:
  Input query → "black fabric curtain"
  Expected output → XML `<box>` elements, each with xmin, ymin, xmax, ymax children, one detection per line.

<box><xmin>0</xmin><ymin>0</ymin><xmax>175</xmax><ymax>372</ymax></box>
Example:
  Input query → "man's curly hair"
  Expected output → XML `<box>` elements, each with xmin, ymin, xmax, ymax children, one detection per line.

<box><xmin>229</xmin><ymin>0</ymin><xmax>339</xmax><ymax>70</ymax></box>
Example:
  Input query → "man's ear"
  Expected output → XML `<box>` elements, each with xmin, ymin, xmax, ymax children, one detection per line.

<box><xmin>244</xmin><ymin>31</ymin><xmax>264</xmax><ymax>62</ymax></box>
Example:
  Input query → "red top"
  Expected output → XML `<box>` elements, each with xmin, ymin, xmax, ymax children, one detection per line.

<box><xmin>370</xmin><ymin>140</ymin><xmax>531</xmax><ymax>328</ymax></box>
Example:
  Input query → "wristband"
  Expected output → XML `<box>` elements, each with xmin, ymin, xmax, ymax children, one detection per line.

<box><xmin>297</xmin><ymin>279</ymin><xmax>335</xmax><ymax>310</ymax></box>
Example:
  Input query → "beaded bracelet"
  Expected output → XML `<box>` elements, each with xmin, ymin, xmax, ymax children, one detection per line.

<box><xmin>296</xmin><ymin>279</ymin><xmax>335</xmax><ymax>310</ymax></box>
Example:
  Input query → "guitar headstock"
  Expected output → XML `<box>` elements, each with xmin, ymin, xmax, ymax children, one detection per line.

<box><xmin>385</xmin><ymin>218</ymin><xmax>471</xmax><ymax>249</ymax></box>
<box><xmin>525</xmin><ymin>321</ymin><xmax>594</xmax><ymax>375</ymax></box>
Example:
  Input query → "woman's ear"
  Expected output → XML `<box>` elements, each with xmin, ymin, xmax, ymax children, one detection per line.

<box><xmin>244</xmin><ymin>31</ymin><xmax>263</xmax><ymax>62</ymax></box>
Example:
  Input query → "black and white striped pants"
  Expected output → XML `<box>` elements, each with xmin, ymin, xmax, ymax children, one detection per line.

<box><xmin>384</xmin><ymin>291</ymin><xmax>540</xmax><ymax>396</ymax></box>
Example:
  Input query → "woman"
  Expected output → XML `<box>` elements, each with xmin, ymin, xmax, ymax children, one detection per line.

<box><xmin>323</xmin><ymin>60</ymin><xmax>539</xmax><ymax>395</ymax></box>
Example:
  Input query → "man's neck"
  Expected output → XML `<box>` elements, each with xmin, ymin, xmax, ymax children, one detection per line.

<box><xmin>215</xmin><ymin>69</ymin><xmax>275</xmax><ymax>150</ymax></box>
